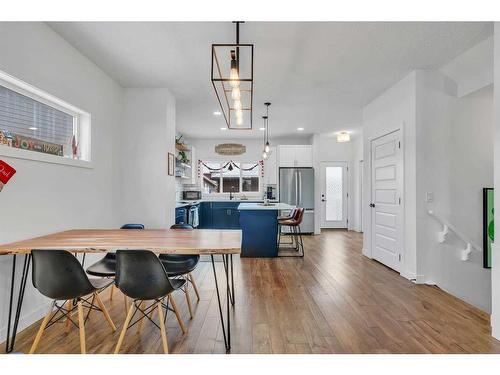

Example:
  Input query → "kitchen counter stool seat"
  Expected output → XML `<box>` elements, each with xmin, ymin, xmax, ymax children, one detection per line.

<box><xmin>29</xmin><ymin>250</ymin><xmax>116</xmax><ymax>354</ymax></box>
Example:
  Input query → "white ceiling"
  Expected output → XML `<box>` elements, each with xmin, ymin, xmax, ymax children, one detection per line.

<box><xmin>48</xmin><ymin>22</ymin><xmax>492</xmax><ymax>139</ymax></box>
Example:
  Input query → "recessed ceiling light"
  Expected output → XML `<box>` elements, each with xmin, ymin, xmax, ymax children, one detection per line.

<box><xmin>213</xmin><ymin>111</ymin><xmax>222</xmax><ymax>116</ymax></box>
<box><xmin>220</xmin><ymin>127</ymin><xmax>227</xmax><ymax>131</ymax></box>
<box><xmin>297</xmin><ymin>127</ymin><xmax>304</xmax><ymax>131</ymax></box>
<box><xmin>28</xmin><ymin>127</ymin><xmax>38</xmax><ymax>130</ymax></box>
<box><xmin>259</xmin><ymin>127</ymin><xmax>265</xmax><ymax>131</ymax></box>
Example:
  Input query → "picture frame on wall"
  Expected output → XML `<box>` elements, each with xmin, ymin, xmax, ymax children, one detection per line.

<box><xmin>483</xmin><ymin>188</ymin><xmax>494</xmax><ymax>269</ymax></box>
<box><xmin>168</xmin><ymin>152</ymin><xmax>175</xmax><ymax>176</ymax></box>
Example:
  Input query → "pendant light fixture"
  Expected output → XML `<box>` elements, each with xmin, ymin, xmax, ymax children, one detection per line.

<box><xmin>211</xmin><ymin>21</ymin><xmax>254</xmax><ymax>130</ymax></box>
<box><xmin>262</xmin><ymin>115</ymin><xmax>269</xmax><ymax>160</ymax></box>
<box><xmin>262</xmin><ymin>102</ymin><xmax>272</xmax><ymax>156</ymax></box>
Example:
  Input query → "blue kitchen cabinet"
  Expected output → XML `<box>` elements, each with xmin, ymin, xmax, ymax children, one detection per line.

<box><xmin>198</xmin><ymin>202</ymin><xmax>212</xmax><ymax>228</ymax></box>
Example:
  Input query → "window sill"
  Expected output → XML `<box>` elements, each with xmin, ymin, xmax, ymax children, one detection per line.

<box><xmin>0</xmin><ymin>144</ymin><xmax>93</xmax><ymax>169</ymax></box>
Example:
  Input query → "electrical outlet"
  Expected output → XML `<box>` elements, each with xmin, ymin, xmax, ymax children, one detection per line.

<box><xmin>426</xmin><ymin>192</ymin><xmax>434</xmax><ymax>203</ymax></box>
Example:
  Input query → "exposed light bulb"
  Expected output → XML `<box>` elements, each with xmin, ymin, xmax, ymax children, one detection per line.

<box><xmin>235</xmin><ymin>109</ymin><xmax>243</xmax><ymax>119</ymax></box>
<box><xmin>236</xmin><ymin>117</ymin><xmax>244</xmax><ymax>126</ymax></box>
<box><xmin>264</xmin><ymin>142</ymin><xmax>270</xmax><ymax>153</ymax></box>
<box><xmin>262</xmin><ymin>150</ymin><xmax>268</xmax><ymax>159</ymax></box>
<box><xmin>234</xmin><ymin>100</ymin><xmax>242</xmax><ymax>110</ymax></box>
<box><xmin>229</xmin><ymin>54</ymin><xmax>240</xmax><ymax>88</ymax></box>
<box><xmin>231</xmin><ymin>87</ymin><xmax>241</xmax><ymax>100</ymax></box>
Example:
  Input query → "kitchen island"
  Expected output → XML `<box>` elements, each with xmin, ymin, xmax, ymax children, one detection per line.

<box><xmin>238</xmin><ymin>202</ymin><xmax>295</xmax><ymax>257</ymax></box>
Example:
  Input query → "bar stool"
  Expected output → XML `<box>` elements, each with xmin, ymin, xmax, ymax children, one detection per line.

<box><xmin>277</xmin><ymin>208</ymin><xmax>298</xmax><ymax>248</ymax></box>
<box><xmin>159</xmin><ymin>224</ymin><xmax>200</xmax><ymax>319</ymax></box>
<box><xmin>277</xmin><ymin>207</ymin><xmax>305</xmax><ymax>257</ymax></box>
<box><xmin>114</xmin><ymin>250</ymin><xmax>187</xmax><ymax>354</ymax></box>
<box><xmin>86</xmin><ymin>224</ymin><xmax>144</xmax><ymax>310</ymax></box>
<box><xmin>29</xmin><ymin>250</ymin><xmax>116</xmax><ymax>354</ymax></box>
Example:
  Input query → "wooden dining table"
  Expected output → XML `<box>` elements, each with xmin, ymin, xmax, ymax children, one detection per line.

<box><xmin>0</xmin><ymin>228</ymin><xmax>242</xmax><ymax>353</ymax></box>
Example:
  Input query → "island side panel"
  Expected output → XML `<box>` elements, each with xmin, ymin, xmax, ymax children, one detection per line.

<box><xmin>239</xmin><ymin>209</ymin><xmax>278</xmax><ymax>257</ymax></box>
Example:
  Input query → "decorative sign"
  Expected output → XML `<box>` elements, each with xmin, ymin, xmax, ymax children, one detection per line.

<box><xmin>483</xmin><ymin>188</ymin><xmax>494</xmax><ymax>268</ymax></box>
<box><xmin>2</xmin><ymin>129</ymin><xmax>63</xmax><ymax>156</ymax></box>
<box><xmin>0</xmin><ymin>160</ymin><xmax>16</xmax><ymax>192</ymax></box>
<box><xmin>215</xmin><ymin>143</ymin><xmax>246</xmax><ymax>156</ymax></box>
<box><xmin>10</xmin><ymin>133</ymin><xmax>64</xmax><ymax>156</ymax></box>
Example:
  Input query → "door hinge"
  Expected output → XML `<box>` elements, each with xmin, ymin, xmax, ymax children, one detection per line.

<box><xmin>399</xmin><ymin>197</ymin><xmax>401</xmax><ymax>205</ymax></box>
<box><xmin>398</xmin><ymin>141</ymin><xmax>401</xmax><ymax>149</ymax></box>
<box><xmin>398</xmin><ymin>254</ymin><xmax>402</xmax><ymax>262</ymax></box>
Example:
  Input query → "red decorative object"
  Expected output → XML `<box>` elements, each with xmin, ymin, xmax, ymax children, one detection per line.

<box><xmin>0</xmin><ymin>160</ymin><xmax>16</xmax><ymax>191</ymax></box>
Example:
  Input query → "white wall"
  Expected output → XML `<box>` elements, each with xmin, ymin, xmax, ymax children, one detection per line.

<box><xmin>416</xmin><ymin>70</ymin><xmax>493</xmax><ymax>312</ymax></box>
<box><xmin>311</xmin><ymin>131</ymin><xmax>363</xmax><ymax>234</ymax></box>
<box><xmin>492</xmin><ymin>22</ymin><xmax>500</xmax><ymax>339</ymax></box>
<box><xmin>0</xmin><ymin>22</ymin><xmax>123</xmax><ymax>341</ymax></box>
<box><xmin>363</xmin><ymin>62</ymin><xmax>493</xmax><ymax>312</ymax></box>
<box><xmin>120</xmin><ymin>88</ymin><xmax>176</xmax><ymax>228</ymax></box>
<box><xmin>362</xmin><ymin>72</ymin><xmax>418</xmax><ymax>279</ymax></box>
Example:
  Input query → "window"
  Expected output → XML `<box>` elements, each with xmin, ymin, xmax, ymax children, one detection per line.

<box><xmin>0</xmin><ymin>70</ymin><xmax>91</xmax><ymax>163</ymax></box>
<box><xmin>201</xmin><ymin>161</ymin><xmax>261</xmax><ymax>194</ymax></box>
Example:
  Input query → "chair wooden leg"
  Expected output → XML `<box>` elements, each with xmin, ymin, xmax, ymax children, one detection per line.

<box><xmin>114</xmin><ymin>301</ymin><xmax>135</xmax><ymax>354</ymax></box>
<box><xmin>137</xmin><ymin>301</ymin><xmax>146</xmax><ymax>334</ymax></box>
<box><xmin>157</xmin><ymin>301</ymin><xmax>169</xmax><ymax>354</ymax></box>
<box><xmin>65</xmin><ymin>299</ymin><xmax>72</xmax><ymax>332</ymax></box>
<box><xmin>110</xmin><ymin>284</ymin><xmax>115</xmax><ymax>300</ymax></box>
<box><xmin>188</xmin><ymin>272</ymin><xmax>200</xmax><ymax>301</ymax></box>
<box><xmin>185</xmin><ymin>286</ymin><xmax>193</xmax><ymax>319</ymax></box>
<box><xmin>77</xmin><ymin>300</ymin><xmax>86</xmax><ymax>354</ymax></box>
<box><xmin>123</xmin><ymin>294</ymin><xmax>128</xmax><ymax>314</ymax></box>
<box><xmin>94</xmin><ymin>292</ymin><xmax>116</xmax><ymax>331</ymax></box>
<box><xmin>29</xmin><ymin>303</ymin><xmax>54</xmax><ymax>354</ymax></box>
<box><xmin>168</xmin><ymin>294</ymin><xmax>187</xmax><ymax>334</ymax></box>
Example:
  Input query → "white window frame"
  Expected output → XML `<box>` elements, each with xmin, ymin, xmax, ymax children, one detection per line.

<box><xmin>0</xmin><ymin>69</ymin><xmax>92</xmax><ymax>168</ymax></box>
<box><xmin>201</xmin><ymin>160</ymin><xmax>261</xmax><ymax>196</ymax></box>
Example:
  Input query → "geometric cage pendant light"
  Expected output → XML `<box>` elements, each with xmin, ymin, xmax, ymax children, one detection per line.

<box><xmin>211</xmin><ymin>21</ymin><xmax>254</xmax><ymax>130</ymax></box>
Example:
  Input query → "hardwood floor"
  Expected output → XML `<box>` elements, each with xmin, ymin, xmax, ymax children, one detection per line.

<box><xmin>4</xmin><ymin>229</ymin><xmax>500</xmax><ymax>354</ymax></box>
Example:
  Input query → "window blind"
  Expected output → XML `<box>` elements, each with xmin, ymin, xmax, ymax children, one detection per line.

<box><xmin>0</xmin><ymin>84</ymin><xmax>75</xmax><ymax>148</ymax></box>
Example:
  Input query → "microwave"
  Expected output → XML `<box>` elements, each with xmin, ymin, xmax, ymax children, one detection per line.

<box><xmin>182</xmin><ymin>191</ymin><xmax>202</xmax><ymax>200</ymax></box>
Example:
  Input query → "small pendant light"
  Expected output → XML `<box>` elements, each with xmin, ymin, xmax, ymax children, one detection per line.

<box><xmin>264</xmin><ymin>102</ymin><xmax>271</xmax><ymax>155</ymax></box>
<box><xmin>262</xmin><ymin>115</ymin><xmax>269</xmax><ymax>160</ymax></box>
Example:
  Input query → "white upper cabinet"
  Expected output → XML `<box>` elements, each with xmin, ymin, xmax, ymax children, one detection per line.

<box><xmin>264</xmin><ymin>146</ymin><xmax>277</xmax><ymax>185</ymax></box>
<box><xmin>278</xmin><ymin>145</ymin><xmax>313</xmax><ymax>168</ymax></box>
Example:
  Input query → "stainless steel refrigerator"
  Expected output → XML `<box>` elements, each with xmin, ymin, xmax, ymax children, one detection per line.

<box><xmin>279</xmin><ymin>167</ymin><xmax>314</xmax><ymax>233</ymax></box>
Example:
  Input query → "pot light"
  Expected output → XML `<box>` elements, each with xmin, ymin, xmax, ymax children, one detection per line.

<box><xmin>337</xmin><ymin>131</ymin><xmax>351</xmax><ymax>143</ymax></box>
<box><xmin>213</xmin><ymin>111</ymin><xmax>222</xmax><ymax>116</ymax></box>
<box><xmin>29</xmin><ymin>127</ymin><xmax>38</xmax><ymax>130</ymax></box>
<box><xmin>259</xmin><ymin>127</ymin><xmax>265</xmax><ymax>131</ymax></box>
<box><xmin>220</xmin><ymin>127</ymin><xmax>227</xmax><ymax>131</ymax></box>
<box><xmin>297</xmin><ymin>127</ymin><xmax>304</xmax><ymax>131</ymax></box>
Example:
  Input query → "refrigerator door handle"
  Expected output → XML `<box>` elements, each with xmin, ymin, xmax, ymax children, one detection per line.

<box><xmin>298</xmin><ymin>170</ymin><xmax>302</xmax><ymax>206</ymax></box>
<box><xmin>295</xmin><ymin>170</ymin><xmax>299</xmax><ymax>206</ymax></box>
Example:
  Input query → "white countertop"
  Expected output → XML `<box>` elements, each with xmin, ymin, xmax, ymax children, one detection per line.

<box><xmin>176</xmin><ymin>199</ymin><xmax>278</xmax><ymax>209</ymax></box>
<box><xmin>237</xmin><ymin>202</ymin><xmax>295</xmax><ymax>211</ymax></box>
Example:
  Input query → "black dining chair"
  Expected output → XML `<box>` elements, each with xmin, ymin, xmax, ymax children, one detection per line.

<box><xmin>114</xmin><ymin>250</ymin><xmax>186</xmax><ymax>354</ymax></box>
<box><xmin>86</xmin><ymin>224</ymin><xmax>145</xmax><ymax>310</ymax></box>
<box><xmin>159</xmin><ymin>224</ymin><xmax>200</xmax><ymax>319</ymax></box>
<box><xmin>29</xmin><ymin>250</ymin><xmax>116</xmax><ymax>354</ymax></box>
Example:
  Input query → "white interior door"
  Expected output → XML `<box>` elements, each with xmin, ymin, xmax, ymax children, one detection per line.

<box><xmin>320</xmin><ymin>161</ymin><xmax>348</xmax><ymax>228</ymax></box>
<box><xmin>370</xmin><ymin>130</ymin><xmax>403</xmax><ymax>272</ymax></box>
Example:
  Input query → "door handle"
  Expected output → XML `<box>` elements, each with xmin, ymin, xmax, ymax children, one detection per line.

<box><xmin>321</xmin><ymin>199</ymin><xmax>326</xmax><ymax>202</ymax></box>
<box><xmin>369</xmin><ymin>203</ymin><xmax>375</xmax><ymax>208</ymax></box>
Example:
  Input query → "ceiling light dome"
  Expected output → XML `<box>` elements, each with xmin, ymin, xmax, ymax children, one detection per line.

<box><xmin>337</xmin><ymin>131</ymin><xmax>351</xmax><ymax>143</ymax></box>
